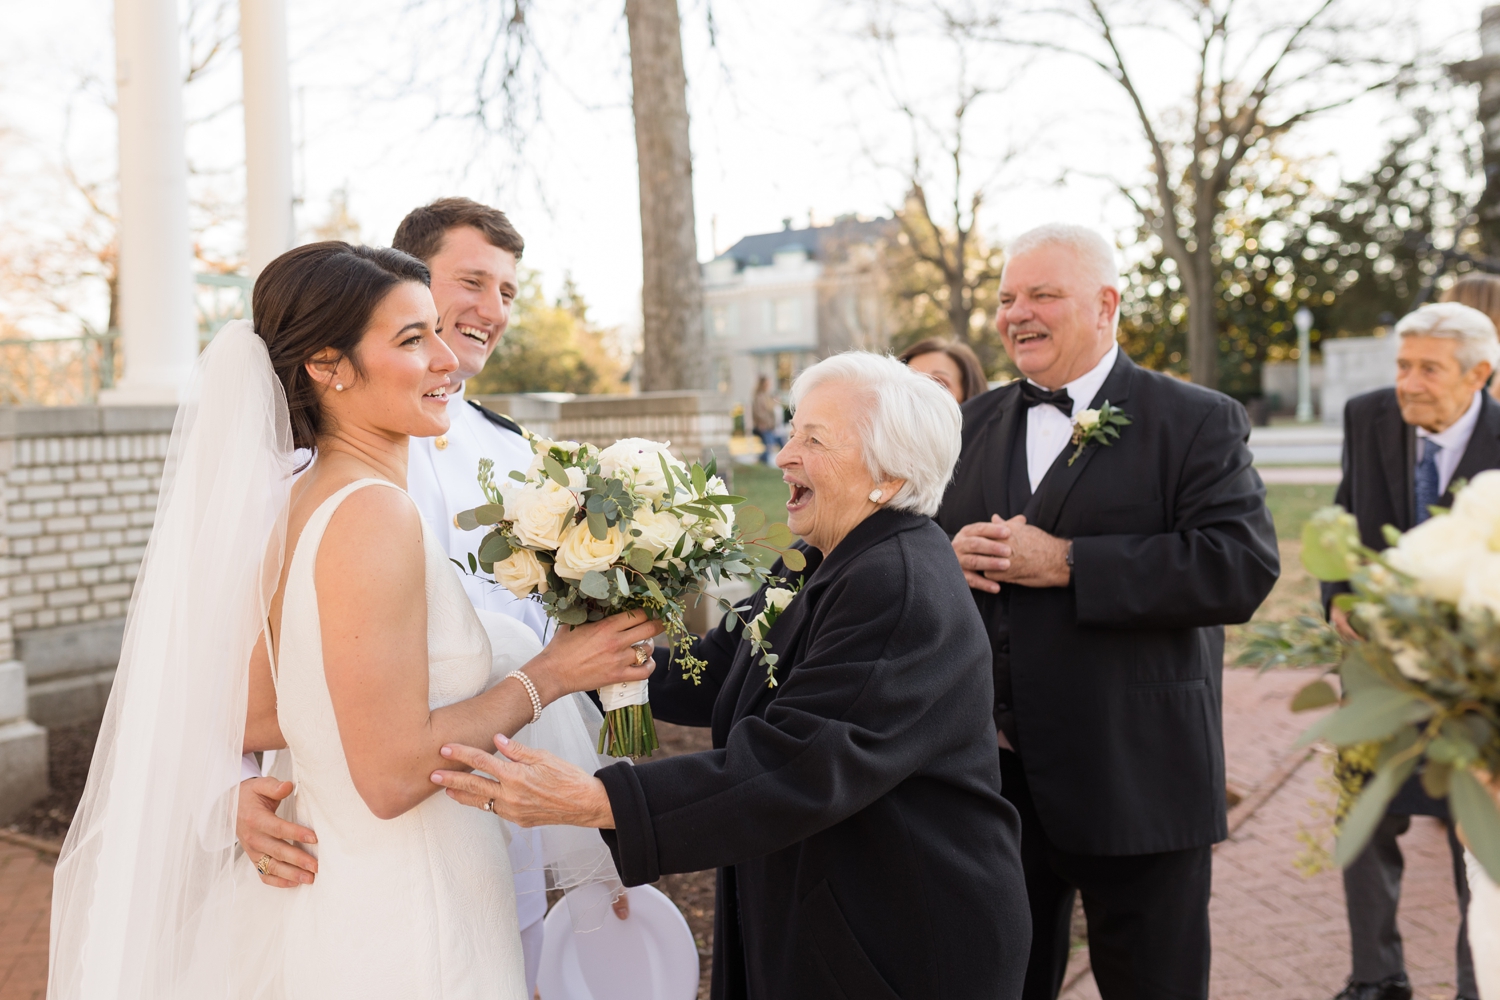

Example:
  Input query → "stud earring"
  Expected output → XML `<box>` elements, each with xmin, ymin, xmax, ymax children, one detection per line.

<box><xmin>869</xmin><ymin>489</ymin><xmax>883</xmax><ymax>503</ymax></box>
<box><xmin>335</xmin><ymin>383</ymin><xmax>345</xmax><ymax>391</ymax></box>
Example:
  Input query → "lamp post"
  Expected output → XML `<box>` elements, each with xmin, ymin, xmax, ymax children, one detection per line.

<box><xmin>1295</xmin><ymin>306</ymin><xmax>1314</xmax><ymax>423</ymax></box>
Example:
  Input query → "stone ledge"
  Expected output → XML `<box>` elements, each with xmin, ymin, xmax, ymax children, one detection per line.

<box><xmin>15</xmin><ymin>619</ymin><xmax>125</xmax><ymax>681</ymax></box>
<box><xmin>28</xmin><ymin>670</ymin><xmax>114</xmax><ymax>728</ymax></box>
<box><xmin>0</xmin><ymin>720</ymin><xmax>47</xmax><ymax>825</ymax></box>
<box><xmin>0</xmin><ymin>405</ymin><xmax>177</xmax><ymax>439</ymax></box>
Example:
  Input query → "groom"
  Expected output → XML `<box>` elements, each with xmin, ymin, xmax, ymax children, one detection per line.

<box><xmin>236</xmin><ymin>198</ymin><xmax>566</xmax><ymax>996</ymax></box>
<box><xmin>936</xmin><ymin>223</ymin><xmax>1279</xmax><ymax>999</ymax></box>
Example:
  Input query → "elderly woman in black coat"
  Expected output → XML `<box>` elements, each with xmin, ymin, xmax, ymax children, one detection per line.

<box><xmin>434</xmin><ymin>352</ymin><xmax>1030</xmax><ymax>1000</ymax></box>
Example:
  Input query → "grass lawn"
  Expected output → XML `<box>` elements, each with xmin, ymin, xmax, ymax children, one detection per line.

<box><xmin>1264</xmin><ymin>482</ymin><xmax>1337</xmax><ymax>540</ymax></box>
<box><xmin>1227</xmin><ymin>481</ymin><xmax>1340</xmax><ymax>663</ymax></box>
<box><xmin>729</xmin><ymin>462</ymin><xmax>790</xmax><ymax>524</ymax></box>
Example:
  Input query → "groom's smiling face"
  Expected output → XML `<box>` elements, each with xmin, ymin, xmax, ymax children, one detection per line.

<box><xmin>426</xmin><ymin>225</ymin><xmax>519</xmax><ymax>387</ymax></box>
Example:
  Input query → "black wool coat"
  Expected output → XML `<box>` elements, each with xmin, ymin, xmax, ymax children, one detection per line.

<box><xmin>596</xmin><ymin>508</ymin><xmax>1031</xmax><ymax>1000</ymax></box>
<box><xmin>936</xmin><ymin>351</ymin><xmax>1280</xmax><ymax>856</ymax></box>
<box><xmin>1321</xmin><ymin>386</ymin><xmax>1500</xmax><ymax>817</ymax></box>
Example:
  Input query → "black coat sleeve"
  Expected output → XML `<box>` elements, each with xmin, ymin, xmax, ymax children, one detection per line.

<box><xmin>1321</xmin><ymin>399</ymin><xmax>1357</xmax><ymax>616</ymax></box>
<box><xmin>1071</xmin><ymin>395</ymin><xmax>1280</xmax><ymax>628</ymax></box>
<box><xmin>645</xmin><ymin>609</ymin><xmax>745</xmax><ymax>728</ymax></box>
<box><xmin>598</xmin><ymin>538</ymin><xmax>983</xmax><ymax>885</ymax></box>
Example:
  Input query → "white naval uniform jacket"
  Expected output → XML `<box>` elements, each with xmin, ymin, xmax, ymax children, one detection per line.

<box><xmin>408</xmin><ymin>386</ymin><xmax>551</xmax><ymax>930</ymax></box>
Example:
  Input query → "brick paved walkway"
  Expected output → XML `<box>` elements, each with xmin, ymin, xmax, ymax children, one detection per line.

<box><xmin>0</xmin><ymin>669</ymin><xmax>1474</xmax><ymax>1000</ymax></box>
<box><xmin>0</xmin><ymin>841</ymin><xmax>52</xmax><ymax>1000</ymax></box>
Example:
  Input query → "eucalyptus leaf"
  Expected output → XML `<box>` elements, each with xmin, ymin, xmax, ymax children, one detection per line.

<box><xmin>555</xmin><ymin>605</ymin><xmax>589</xmax><ymax>626</ymax></box>
<box><xmin>691</xmin><ymin>464</ymin><xmax>708</xmax><ymax>495</ymax></box>
<box><xmin>455</xmin><ymin>508</ymin><xmax>482</xmax><ymax>532</ymax></box>
<box><xmin>478</xmin><ymin>533</ymin><xmax>513</xmax><ymax>565</ymax></box>
<box><xmin>627</xmin><ymin>547</ymin><xmax>656</xmax><ymax>573</ymax></box>
<box><xmin>1422</xmin><ymin>761</ymin><xmax>1453</xmax><ymax>799</ymax></box>
<box><xmin>544</xmin><ymin>454</ymin><xmax>570</xmax><ymax>487</ymax></box>
<box><xmin>1290</xmin><ymin>679</ymin><xmax>1339</xmax><ymax>713</ymax></box>
<box><xmin>644</xmin><ymin>577</ymin><xmax>665</xmax><ymax>602</ymax></box>
<box><xmin>473</xmin><ymin>503</ymin><xmax>505</xmax><ymax>525</ymax></box>
<box><xmin>587</xmin><ymin>511</ymin><xmax>609</xmax><ymax>541</ymax></box>
<box><xmin>764</xmin><ymin>523</ymin><xmax>794</xmax><ymax>548</ymax></box>
<box><xmin>1298</xmin><ymin>686</ymin><xmax>1430</xmax><ymax>748</ymax></box>
<box><xmin>579</xmin><ymin>571</ymin><xmax>611</xmax><ymax>600</ymax></box>
<box><xmin>1335</xmin><ymin>755</ymin><xmax>1418</xmax><ymax>867</ymax></box>
<box><xmin>694</xmin><ymin>494</ymin><xmax>745</xmax><ymax>505</ymax></box>
<box><xmin>1300</xmin><ymin>507</ymin><xmax>1359</xmax><ymax>582</ymax></box>
<box><xmin>1451</xmin><ymin>767</ymin><xmax>1500</xmax><ymax>882</ymax></box>
<box><xmin>508</xmin><ymin>470</ymin><xmax>527</xmax><ymax>482</ymax></box>
<box><xmin>467</xmin><ymin>552</ymin><xmax>478</xmax><ymax>573</ymax></box>
<box><xmin>615</xmin><ymin>567</ymin><xmax>630</xmax><ymax>595</ymax></box>
<box><xmin>781</xmin><ymin>547</ymin><xmax>808</xmax><ymax>572</ymax></box>
<box><xmin>737</xmin><ymin>505</ymin><xmax>767</xmax><ymax>534</ymax></box>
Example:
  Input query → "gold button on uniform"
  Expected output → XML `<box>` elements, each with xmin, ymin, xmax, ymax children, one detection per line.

<box><xmin>435</xmin><ymin>436</ymin><xmax>448</xmax><ymax>450</ymax></box>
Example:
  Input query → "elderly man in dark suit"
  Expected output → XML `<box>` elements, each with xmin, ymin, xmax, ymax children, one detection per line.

<box><xmin>1321</xmin><ymin>301</ymin><xmax>1500</xmax><ymax>1000</ymax></box>
<box><xmin>936</xmin><ymin>223</ymin><xmax>1280</xmax><ymax>1000</ymax></box>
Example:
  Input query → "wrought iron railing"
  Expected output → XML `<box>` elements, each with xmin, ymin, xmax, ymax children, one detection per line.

<box><xmin>0</xmin><ymin>273</ymin><xmax>252</xmax><ymax>405</ymax></box>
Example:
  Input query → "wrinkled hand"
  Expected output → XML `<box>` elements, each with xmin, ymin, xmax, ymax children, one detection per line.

<box><xmin>526</xmin><ymin>610</ymin><xmax>663</xmax><ymax>705</ymax></box>
<box><xmin>980</xmin><ymin>516</ymin><xmax>1070</xmax><ymax>588</ymax></box>
<box><xmin>952</xmin><ymin>516</ymin><xmax>1013</xmax><ymax>593</ymax></box>
<box><xmin>431</xmin><ymin>734</ymin><xmax>615</xmax><ymax>829</ymax></box>
<box><xmin>236</xmin><ymin>777</ymin><xmax>318</xmax><ymax>888</ymax></box>
<box><xmin>1330</xmin><ymin>606</ymin><xmax>1361</xmax><ymax>643</ymax></box>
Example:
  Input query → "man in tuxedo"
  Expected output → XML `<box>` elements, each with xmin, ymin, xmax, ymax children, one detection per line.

<box><xmin>936</xmin><ymin>223</ymin><xmax>1279</xmax><ymax>1000</ymax></box>
<box><xmin>1320</xmin><ymin>302</ymin><xmax>1497</xmax><ymax>1000</ymax></box>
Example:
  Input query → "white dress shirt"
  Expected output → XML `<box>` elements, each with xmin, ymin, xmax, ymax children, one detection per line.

<box><xmin>1025</xmin><ymin>344</ymin><xmax>1119</xmax><ymax>494</ymax></box>
<box><xmin>408</xmin><ymin>385</ymin><xmax>551</xmax><ymax>933</ymax></box>
<box><xmin>1415</xmin><ymin>390</ymin><xmax>1483</xmax><ymax>496</ymax></box>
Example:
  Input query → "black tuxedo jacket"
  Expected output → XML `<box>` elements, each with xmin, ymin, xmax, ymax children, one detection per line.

<box><xmin>1321</xmin><ymin>387</ymin><xmax>1500</xmax><ymax>817</ymax></box>
<box><xmin>936</xmin><ymin>351</ymin><xmax>1280</xmax><ymax>856</ymax></box>
<box><xmin>597</xmin><ymin>509</ymin><xmax>1030</xmax><ymax>1000</ymax></box>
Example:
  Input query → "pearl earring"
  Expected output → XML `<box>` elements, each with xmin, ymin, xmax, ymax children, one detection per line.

<box><xmin>335</xmin><ymin>383</ymin><xmax>345</xmax><ymax>391</ymax></box>
<box><xmin>869</xmin><ymin>489</ymin><xmax>883</xmax><ymax>503</ymax></box>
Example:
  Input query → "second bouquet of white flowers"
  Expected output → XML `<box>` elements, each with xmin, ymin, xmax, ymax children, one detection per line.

<box><xmin>456</xmin><ymin>437</ymin><xmax>804</xmax><ymax>758</ymax></box>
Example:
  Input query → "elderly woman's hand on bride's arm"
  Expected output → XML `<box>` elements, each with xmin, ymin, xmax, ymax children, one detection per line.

<box><xmin>430</xmin><ymin>734</ymin><xmax>615</xmax><ymax>829</ymax></box>
<box><xmin>522</xmin><ymin>609</ymin><xmax>663</xmax><ymax>707</ymax></box>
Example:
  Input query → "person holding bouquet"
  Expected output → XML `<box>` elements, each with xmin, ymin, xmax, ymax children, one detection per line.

<box><xmin>433</xmin><ymin>352</ymin><xmax>1031</xmax><ymax>1000</ymax></box>
<box><xmin>1318</xmin><ymin>301</ymin><xmax>1500</xmax><ymax>1000</ymax></box>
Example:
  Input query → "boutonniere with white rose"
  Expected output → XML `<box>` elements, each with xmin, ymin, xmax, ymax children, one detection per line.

<box><xmin>743</xmin><ymin>582</ymin><xmax>802</xmax><ymax>688</ymax></box>
<box><xmin>1067</xmin><ymin>400</ymin><xmax>1132</xmax><ymax>466</ymax></box>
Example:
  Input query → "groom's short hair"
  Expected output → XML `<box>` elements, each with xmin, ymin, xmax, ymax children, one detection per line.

<box><xmin>392</xmin><ymin>197</ymin><xmax>525</xmax><ymax>265</ymax></box>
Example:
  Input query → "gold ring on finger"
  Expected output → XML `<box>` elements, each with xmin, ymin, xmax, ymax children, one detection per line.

<box><xmin>255</xmin><ymin>854</ymin><xmax>273</xmax><ymax>876</ymax></box>
<box><xmin>632</xmin><ymin>641</ymin><xmax>652</xmax><ymax>666</ymax></box>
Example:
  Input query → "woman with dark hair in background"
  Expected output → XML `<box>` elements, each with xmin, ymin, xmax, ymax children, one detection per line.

<box><xmin>1443</xmin><ymin>273</ymin><xmax>1500</xmax><ymax>401</ymax></box>
<box><xmin>898</xmin><ymin>337</ymin><xmax>989</xmax><ymax>403</ymax></box>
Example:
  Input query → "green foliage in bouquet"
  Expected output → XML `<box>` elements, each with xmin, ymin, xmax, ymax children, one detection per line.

<box><xmin>455</xmin><ymin>438</ymin><xmax>806</xmax><ymax>757</ymax></box>
<box><xmin>1240</xmin><ymin>502</ymin><xmax>1500</xmax><ymax>880</ymax></box>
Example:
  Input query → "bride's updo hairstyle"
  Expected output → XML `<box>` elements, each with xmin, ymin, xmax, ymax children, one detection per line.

<box><xmin>252</xmin><ymin>241</ymin><xmax>431</xmax><ymax>450</ymax></box>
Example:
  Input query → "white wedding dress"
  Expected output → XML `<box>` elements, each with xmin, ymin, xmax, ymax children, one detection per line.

<box><xmin>1471</xmin><ymin>851</ymin><xmax>1500</xmax><ymax>998</ymax></box>
<box><xmin>230</xmin><ymin>478</ymin><xmax>529</xmax><ymax>1000</ymax></box>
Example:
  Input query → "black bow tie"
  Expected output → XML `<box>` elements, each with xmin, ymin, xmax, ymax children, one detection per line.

<box><xmin>1020</xmin><ymin>381</ymin><xmax>1074</xmax><ymax>416</ymax></box>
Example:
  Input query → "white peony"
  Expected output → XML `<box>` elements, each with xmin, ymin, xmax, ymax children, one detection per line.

<box><xmin>1387</xmin><ymin>513</ymin><xmax>1489</xmax><ymax>603</ymax></box>
<box><xmin>1453</xmin><ymin>469</ymin><xmax>1500</xmax><ymax>549</ymax></box>
<box><xmin>1461</xmin><ymin>551</ymin><xmax>1500</xmax><ymax>621</ymax></box>
<box><xmin>629</xmin><ymin>506</ymin><xmax>685</xmax><ymax>556</ymax></box>
<box><xmin>492</xmin><ymin>547</ymin><xmax>550</xmax><ymax>599</ymax></box>
<box><xmin>553</xmin><ymin>520</ymin><xmax>627</xmax><ymax>580</ymax></box>
<box><xmin>508</xmin><ymin>481</ymin><xmax>578</xmax><ymax>550</ymax></box>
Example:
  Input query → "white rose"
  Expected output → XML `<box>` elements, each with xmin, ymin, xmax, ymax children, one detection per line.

<box><xmin>492</xmin><ymin>547</ymin><xmax>550</xmax><ymax>599</ymax></box>
<box><xmin>1461</xmin><ymin>551</ymin><xmax>1500</xmax><ymax>621</ymax></box>
<box><xmin>1387</xmin><ymin>513</ymin><xmax>1489</xmax><ymax>603</ymax></box>
<box><xmin>553</xmin><ymin>521</ymin><xmax>627</xmax><ymax>580</ymax></box>
<box><xmin>566</xmin><ymin>466</ymin><xmax>588</xmax><ymax>491</ymax></box>
<box><xmin>508</xmin><ymin>481</ymin><xmax>578</xmax><ymax>551</ymax></box>
<box><xmin>764</xmin><ymin>587</ymin><xmax>796</xmax><ymax>613</ymax></box>
<box><xmin>630</xmin><ymin>506</ymin><xmax>685</xmax><ymax>556</ymax></box>
<box><xmin>1075</xmin><ymin>409</ymin><xmax>1101</xmax><ymax>431</ymax></box>
<box><xmin>598</xmin><ymin>438</ymin><xmax>684</xmax><ymax>501</ymax></box>
<box><xmin>1453</xmin><ymin>469</ymin><xmax>1500</xmax><ymax>549</ymax></box>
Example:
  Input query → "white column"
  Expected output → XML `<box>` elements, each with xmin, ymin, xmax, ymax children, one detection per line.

<box><xmin>104</xmin><ymin>0</ymin><xmax>198</xmax><ymax>405</ymax></box>
<box><xmin>241</xmin><ymin>0</ymin><xmax>295</xmax><ymax>279</ymax></box>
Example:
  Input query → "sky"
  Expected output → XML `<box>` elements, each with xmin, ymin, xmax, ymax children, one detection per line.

<box><xmin>0</xmin><ymin>0</ymin><xmax>1491</xmax><ymax>340</ymax></box>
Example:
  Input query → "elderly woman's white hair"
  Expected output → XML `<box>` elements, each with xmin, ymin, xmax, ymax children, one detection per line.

<box><xmin>789</xmin><ymin>351</ymin><xmax>962</xmax><ymax>517</ymax></box>
<box><xmin>1395</xmin><ymin>302</ymin><xmax>1500</xmax><ymax>372</ymax></box>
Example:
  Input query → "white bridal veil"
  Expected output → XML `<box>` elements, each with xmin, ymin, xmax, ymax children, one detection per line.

<box><xmin>49</xmin><ymin>320</ymin><xmax>295</xmax><ymax>999</ymax></box>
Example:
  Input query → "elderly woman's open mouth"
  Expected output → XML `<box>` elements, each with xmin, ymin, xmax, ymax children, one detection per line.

<box><xmin>786</xmin><ymin>479</ymin><xmax>813</xmax><ymax>513</ymax></box>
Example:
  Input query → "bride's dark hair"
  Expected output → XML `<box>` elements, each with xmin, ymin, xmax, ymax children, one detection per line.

<box><xmin>252</xmin><ymin>241</ymin><xmax>431</xmax><ymax>450</ymax></box>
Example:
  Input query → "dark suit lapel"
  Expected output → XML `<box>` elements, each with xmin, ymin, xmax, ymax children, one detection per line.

<box><xmin>1024</xmin><ymin>352</ymin><xmax>1137</xmax><ymax>534</ymax></box>
<box><xmin>1442</xmin><ymin>393</ymin><xmax>1500</xmax><ymax>505</ymax></box>
<box><xmin>980</xmin><ymin>390</ymin><xmax>1024</xmax><ymax>520</ymax></box>
<box><xmin>1374</xmin><ymin>396</ymin><xmax>1414</xmax><ymax>529</ymax></box>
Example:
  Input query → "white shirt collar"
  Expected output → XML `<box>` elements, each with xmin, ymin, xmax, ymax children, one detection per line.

<box><xmin>1415</xmin><ymin>390</ymin><xmax>1482</xmax><ymax>452</ymax></box>
<box><xmin>1028</xmin><ymin>343</ymin><xmax>1119</xmax><ymax>419</ymax></box>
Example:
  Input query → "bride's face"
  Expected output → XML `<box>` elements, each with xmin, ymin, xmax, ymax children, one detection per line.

<box><xmin>318</xmin><ymin>281</ymin><xmax>458</xmax><ymax>440</ymax></box>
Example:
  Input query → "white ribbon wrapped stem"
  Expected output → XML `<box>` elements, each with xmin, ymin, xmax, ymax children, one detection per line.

<box><xmin>598</xmin><ymin>679</ymin><xmax>650</xmax><ymax>712</ymax></box>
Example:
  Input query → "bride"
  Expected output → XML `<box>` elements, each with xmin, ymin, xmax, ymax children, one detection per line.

<box><xmin>48</xmin><ymin>242</ymin><xmax>660</xmax><ymax>1000</ymax></box>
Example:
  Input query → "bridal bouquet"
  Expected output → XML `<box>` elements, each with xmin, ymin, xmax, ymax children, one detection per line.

<box><xmin>1242</xmin><ymin>472</ymin><xmax>1500</xmax><ymax>879</ymax></box>
<box><xmin>457</xmin><ymin>437</ymin><xmax>804</xmax><ymax>758</ymax></box>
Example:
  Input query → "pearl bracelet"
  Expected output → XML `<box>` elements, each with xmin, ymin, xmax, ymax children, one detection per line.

<box><xmin>506</xmin><ymin>669</ymin><xmax>543</xmax><ymax>725</ymax></box>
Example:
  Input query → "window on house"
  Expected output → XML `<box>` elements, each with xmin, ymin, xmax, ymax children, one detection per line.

<box><xmin>774</xmin><ymin>298</ymin><xmax>798</xmax><ymax>334</ymax></box>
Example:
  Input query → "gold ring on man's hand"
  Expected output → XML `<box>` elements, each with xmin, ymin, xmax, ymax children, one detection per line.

<box><xmin>483</xmin><ymin>800</ymin><xmax>494</xmax><ymax>813</ymax></box>
<box><xmin>633</xmin><ymin>642</ymin><xmax>651</xmax><ymax>665</ymax></box>
<box><xmin>255</xmin><ymin>855</ymin><xmax>274</xmax><ymax>876</ymax></box>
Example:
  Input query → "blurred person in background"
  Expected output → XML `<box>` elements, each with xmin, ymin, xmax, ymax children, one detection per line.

<box><xmin>1441</xmin><ymin>274</ymin><xmax>1500</xmax><ymax>402</ymax></box>
<box><xmin>751</xmin><ymin>374</ymin><xmax>785</xmax><ymax>464</ymax></box>
<box><xmin>899</xmin><ymin>337</ymin><xmax>989</xmax><ymax>404</ymax></box>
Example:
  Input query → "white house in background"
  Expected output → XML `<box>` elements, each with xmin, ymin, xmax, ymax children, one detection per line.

<box><xmin>702</xmin><ymin>216</ymin><xmax>898</xmax><ymax>409</ymax></box>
